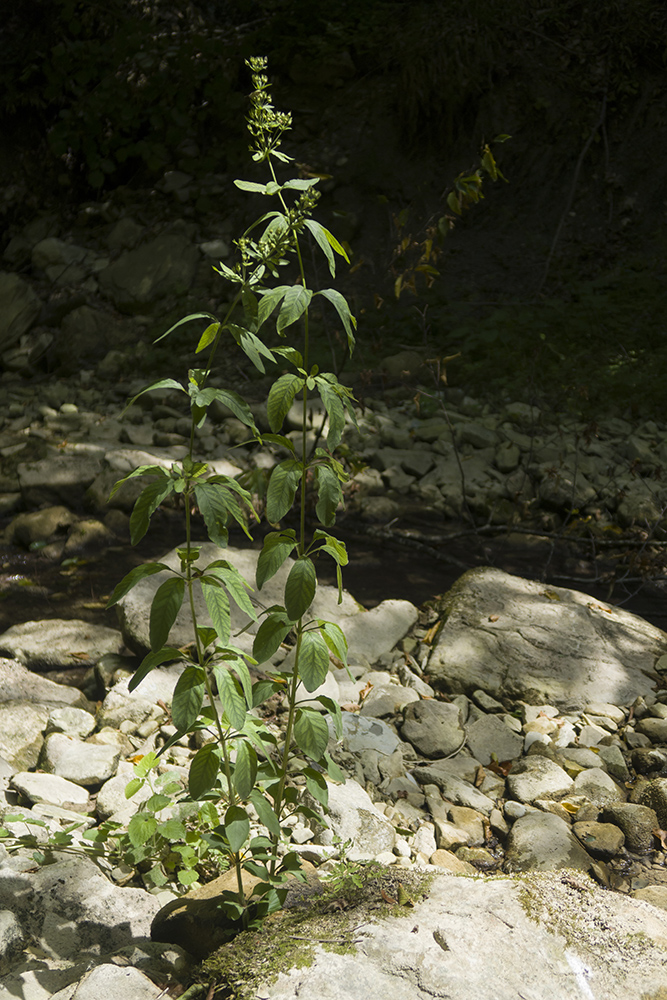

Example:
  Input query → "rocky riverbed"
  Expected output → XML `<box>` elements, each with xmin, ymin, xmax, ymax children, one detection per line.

<box><xmin>4</xmin><ymin>211</ymin><xmax>667</xmax><ymax>996</ymax></box>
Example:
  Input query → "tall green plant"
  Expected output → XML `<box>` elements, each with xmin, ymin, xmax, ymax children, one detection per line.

<box><xmin>105</xmin><ymin>56</ymin><xmax>357</xmax><ymax>926</ymax></box>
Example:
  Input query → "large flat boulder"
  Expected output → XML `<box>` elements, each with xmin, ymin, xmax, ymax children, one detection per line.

<box><xmin>427</xmin><ymin>567</ymin><xmax>667</xmax><ymax>710</ymax></box>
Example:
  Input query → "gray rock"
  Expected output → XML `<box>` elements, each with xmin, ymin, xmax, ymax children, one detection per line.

<box><xmin>95</xmin><ymin>761</ymin><xmax>154</xmax><ymax>822</ymax></box>
<box><xmin>594</xmin><ymin>743</ymin><xmax>631</xmax><ymax>783</ymax></box>
<box><xmin>5</xmin><ymin>506</ymin><xmax>76</xmax><ymax>546</ymax></box>
<box><xmin>45</xmin><ymin>708</ymin><xmax>97</xmax><ymax>740</ymax></box>
<box><xmin>10</xmin><ymin>772</ymin><xmax>90</xmax><ymax>811</ymax></box>
<box><xmin>507</xmin><ymin>755</ymin><xmax>574</xmax><ymax>803</ymax></box>
<box><xmin>0</xmin><ymin>272</ymin><xmax>41</xmax><ymax>351</ymax></box>
<box><xmin>338</xmin><ymin>714</ymin><xmax>401</xmax><ymax>757</ymax></box>
<box><xmin>97</xmin><ymin>667</ymin><xmax>183</xmax><ymax>729</ymax></box>
<box><xmin>572</xmin><ymin>767</ymin><xmax>625</xmax><ymax>806</ymax></box>
<box><xmin>573</xmin><ymin>821</ymin><xmax>625</xmax><ymax>859</ymax></box>
<box><xmin>53</xmin><ymin>963</ymin><xmax>165</xmax><ymax>1000</ymax></box>
<box><xmin>401</xmin><ymin>701</ymin><xmax>464</xmax><ymax>759</ymax></box>
<box><xmin>537</xmin><ymin>463</ymin><xmax>597</xmax><ymax>510</ymax></box>
<box><xmin>311</xmin><ymin>780</ymin><xmax>396</xmax><ymax>860</ymax></box>
<box><xmin>600</xmin><ymin>803</ymin><xmax>659</xmax><ymax>853</ymax></box>
<box><xmin>0</xmin><ymin>619</ymin><xmax>123</xmax><ymax>672</ymax></box>
<box><xmin>256</xmin><ymin>871</ymin><xmax>667</xmax><ymax>1000</ymax></box>
<box><xmin>0</xmin><ymin>908</ymin><xmax>26</xmax><ymax>970</ymax></box>
<box><xmin>411</xmin><ymin>766</ymin><xmax>496</xmax><ymax>815</ymax></box>
<box><xmin>465</xmin><ymin>714</ymin><xmax>524</xmax><ymax>766</ymax></box>
<box><xmin>98</xmin><ymin>234</ymin><xmax>198</xmax><ymax>312</ymax></box>
<box><xmin>631</xmin><ymin>885</ymin><xmax>667</xmax><ymax>912</ymax></box>
<box><xmin>17</xmin><ymin>452</ymin><xmax>103</xmax><ymax>507</ymax></box>
<box><xmin>359</xmin><ymin>684</ymin><xmax>420</xmax><ymax>718</ymax></box>
<box><xmin>637</xmin><ymin>716</ymin><xmax>667</xmax><ymax>742</ymax></box>
<box><xmin>504</xmin><ymin>811</ymin><xmax>592</xmax><ymax>872</ymax></box>
<box><xmin>40</xmin><ymin>734</ymin><xmax>120</xmax><ymax>786</ymax></box>
<box><xmin>0</xmin><ymin>702</ymin><xmax>49</xmax><ymax>770</ymax></box>
<box><xmin>428</xmin><ymin>567</ymin><xmax>667</xmax><ymax>709</ymax></box>
<box><xmin>0</xmin><ymin>659</ymin><xmax>90</xmax><ymax>711</ymax></box>
<box><xmin>635</xmin><ymin>777</ymin><xmax>667</xmax><ymax>828</ymax></box>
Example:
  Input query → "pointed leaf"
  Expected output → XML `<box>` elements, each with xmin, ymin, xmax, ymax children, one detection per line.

<box><xmin>192</xmin><ymin>387</ymin><xmax>258</xmax><ymax>431</ymax></box>
<box><xmin>257</xmin><ymin>286</ymin><xmax>291</xmax><ymax>328</ymax></box>
<box><xmin>284</xmin><ymin>557</ymin><xmax>316</xmax><ymax>621</ymax></box>
<box><xmin>316</xmin><ymin>288</ymin><xmax>356</xmax><ymax>353</ymax></box>
<box><xmin>129</xmin><ymin>477</ymin><xmax>176</xmax><ymax>545</ymax></box>
<box><xmin>150</xmin><ymin>576</ymin><xmax>185</xmax><ymax>652</ymax></box>
<box><xmin>234</xmin><ymin>179</ymin><xmax>270</xmax><ymax>193</ymax></box>
<box><xmin>297</xmin><ymin>631</ymin><xmax>330</xmax><ymax>692</ymax></box>
<box><xmin>256</xmin><ymin>530</ymin><xmax>298</xmax><ymax>589</ymax></box>
<box><xmin>188</xmin><ymin>743</ymin><xmax>221</xmax><ymax>799</ymax></box>
<box><xmin>294</xmin><ymin>708</ymin><xmax>329</xmax><ymax>760</ymax></box>
<box><xmin>248</xmin><ymin>789</ymin><xmax>281</xmax><ymax>837</ymax></box>
<box><xmin>171</xmin><ymin>666</ymin><xmax>205</xmax><ymax>731</ymax></box>
<box><xmin>266</xmin><ymin>459</ymin><xmax>302</xmax><ymax>523</ymax></box>
<box><xmin>266</xmin><ymin>373</ymin><xmax>304</xmax><ymax>433</ymax></box>
<box><xmin>154</xmin><ymin>312</ymin><xmax>218</xmax><ymax>344</ymax></box>
<box><xmin>124</xmin><ymin>378</ymin><xmax>185</xmax><ymax>408</ymax></box>
<box><xmin>193</xmin><ymin>481</ymin><xmax>234</xmax><ymax>548</ymax></box>
<box><xmin>106</xmin><ymin>562</ymin><xmax>172</xmax><ymax>609</ymax></box>
<box><xmin>314</xmin><ymin>694</ymin><xmax>343</xmax><ymax>739</ymax></box>
<box><xmin>318</xmin><ymin>621</ymin><xmax>348</xmax><ymax>669</ymax></box>
<box><xmin>314</xmin><ymin>464</ymin><xmax>343</xmax><ymax>526</ymax></box>
<box><xmin>253</xmin><ymin>612</ymin><xmax>292</xmax><ymax>664</ymax></box>
<box><xmin>200</xmin><ymin>577</ymin><xmax>231</xmax><ymax>645</ymax></box>
<box><xmin>129</xmin><ymin>647</ymin><xmax>184</xmax><ymax>692</ymax></box>
<box><xmin>213</xmin><ymin>664</ymin><xmax>246</xmax><ymax>729</ymax></box>
<box><xmin>317</xmin><ymin>380</ymin><xmax>346</xmax><ymax>450</ymax></box>
<box><xmin>272</xmin><ymin>346</ymin><xmax>303</xmax><ymax>367</ymax></box>
<box><xmin>303</xmin><ymin>766</ymin><xmax>328</xmax><ymax>807</ymax></box>
<box><xmin>108</xmin><ymin>464</ymin><xmax>171</xmax><ymax>502</ymax></box>
<box><xmin>276</xmin><ymin>286</ymin><xmax>313</xmax><ymax>335</ymax></box>
<box><xmin>304</xmin><ymin>219</ymin><xmax>335</xmax><ymax>276</ymax></box>
<box><xmin>195</xmin><ymin>322</ymin><xmax>220</xmax><ymax>353</ymax></box>
<box><xmin>206</xmin><ymin>561</ymin><xmax>256</xmax><ymax>620</ymax></box>
<box><xmin>234</xmin><ymin>741</ymin><xmax>257</xmax><ymax>799</ymax></box>
<box><xmin>224</xmin><ymin>805</ymin><xmax>250</xmax><ymax>853</ymax></box>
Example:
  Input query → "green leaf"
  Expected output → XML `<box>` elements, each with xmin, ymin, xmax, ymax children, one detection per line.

<box><xmin>314</xmin><ymin>695</ymin><xmax>343</xmax><ymax>739</ymax></box>
<box><xmin>127</xmin><ymin>814</ymin><xmax>157</xmax><ymax>849</ymax></box>
<box><xmin>106</xmin><ymin>562</ymin><xmax>172</xmax><ymax>609</ymax></box>
<box><xmin>189</xmin><ymin>743</ymin><xmax>221</xmax><ymax>799</ymax></box>
<box><xmin>178</xmin><ymin>868</ymin><xmax>199</xmax><ymax>887</ymax></box>
<box><xmin>304</xmin><ymin>767</ymin><xmax>328</xmax><ymax>807</ymax></box>
<box><xmin>257</xmin><ymin>286</ymin><xmax>291</xmax><ymax>328</ymax></box>
<box><xmin>129</xmin><ymin>647</ymin><xmax>184</xmax><ymax>692</ymax></box>
<box><xmin>272</xmin><ymin>346</ymin><xmax>303</xmax><ymax>367</ymax></box>
<box><xmin>248</xmin><ymin>789</ymin><xmax>281</xmax><ymax>837</ymax></box>
<box><xmin>316</xmin><ymin>288</ymin><xmax>356</xmax><ymax>353</ymax></box>
<box><xmin>124</xmin><ymin>778</ymin><xmax>143</xmax><ymax>799</ymax></box>
<box><xmin>253</xmin><ymin>611</ymin><xmax>292</xmax><ymax>664</ymax></box>
<box><xmin>294</xmin><ymin>709</ymin><xmax>329</xmax><ymax>760</ymax></box>
<box><xmin>256</xmin><ymin>530</ymin><xmax>298</xmax><ymax>589</ymax></box>
<box><xmin>266</xmin><ymin>373</ymin><xmax>304</xmax><ymax>433</ymax></box>
<box><xmin>191</xmin><ymin>387</ymin><xmax>258</xmax><ymax>431</ymax></box>
<box><xmin>284</xmin><ymin>557</ymin><xmax>316</xmax><ymax>621</ymax></box>
<box><xmin>303</xmin><ymin>219</ymin><xmax>336</xmax><ymax>276</ymax></box>
<box><xmin>197</xmin><ymin>626</ymin><xmax>218</xmax><ymax>649</ymax></box>
<box><xmin>154</xmin><ymin>312</ymin><xmax>218</xmax><ymax>344</ymax></box>
<box><xmin>317</xmin><ymin>620</ymin><xmax>348</xmax><ymax>669</ymax></box>
<box><xmin>205</xmin><ymin>560</ymin><xmax>256</xmax><ymax>620</ymax></box>
<box><xmin>297</xmin><ymin>631</ymin><xmax>330</xmax><ymax>692</ymax></box>
<box><xmin>234</xmin><ymin>179</ymin><xmax>271</xmax><ymax>193</ymax></box>
<box><xmin>276</xmin><ymin>286</ymin><xmax>313</xmax><ymax>335</ymax></box>
<box><xmin>195</xmin><ymin>322</ymin><xmax>220</xmax><ymax>353</ymax></box>
<box><xmin>314</xmin><ymin>464</ymin><xmax>343</xmax><ymax>526</ymax></box>
<box><xmin>133</xmin><ymin>751</ymin><xmax>158</xmax><ymax>777</ymax></box>
<box><xmin>322</xmin><ymin>751</ymin><xmax>346</xmax><ymax>783</ymax></box>
<box><xmin>313</xmin><ymin>530</ymin><xmax>349</xmax><ymax>567</ymax></box>
<box><xmin>200</xmin><ymin>577</ymin><xmax>231</xmax><ymax>645</ymax></box>
<box><xmin>212</xmin><ymin>664</ymin><xmax>246</xmax><ymax>730</ymax></box>
<box><xmin>108</xmin><ymin>464</ymin><xmax>172</xmax><ymax>503</ymax></box>
<box><xmin>123</xmin><ymin>378</ymin><xmax>186</xmax><ymax>409</ymax></box>
<box><xmin>158</xmin><ymin>818</ymin><xmax>186</xmax><ymax>841</ymax></box>
<box><xmin>266</xmin><ymin>459</ymin><xmax>302</xmax><ymax>523</ymax></box>
<box><xmin>282</xmin><ymin>177</ymin><xmax>319</xmax><ymax>190</ymax></box>
<box><xmin>316</xmin><ymin>380</ymin><xmax>346</xmax><ymax>450</ymax></box>
<box><xmin>150</xmin><ymin>576</ymin><xmax>185</xmax><ymax>652</ymax></box>
<box><xmin>193</xmin><ymin>481</ymin><xmax>233</xmax><ymax>548</ymax></box>
<box><xmin>234</xmin><ymin>741</ymin><xmax>257</xmax><ymax>799</ymax></box>
<box><xmin>226</xmin><ymin>325</ymin><xmax>276</xmax><ymax>374</ymax></box>
<box><xmin>171</xmin><ymin>665</ymin><xmax>205</xmax><ymax>731</ymax></box>
<box><xmin>130</xmin><ymin>477</ymin><xmax>176</xmax><ymax>545</ymax></box>
<box><xmin>224</xmin><ymin>805</ymin><xmax>250</xmax><ymax>852</ymax></box>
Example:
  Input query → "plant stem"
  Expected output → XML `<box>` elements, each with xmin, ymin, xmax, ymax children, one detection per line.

<box><xmin>268</xmin><ymin>629</ymin><xmax>303</xmax><ymax>877</ymax></box>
